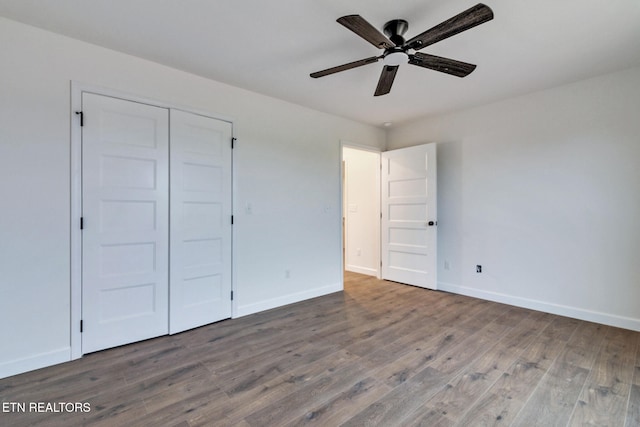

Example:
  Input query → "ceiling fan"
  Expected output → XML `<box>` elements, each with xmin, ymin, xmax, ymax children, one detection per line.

<box><xmin>310</xmin><ymin>3</ymin><xmax>494</xmax><ymax>96</ymax></box>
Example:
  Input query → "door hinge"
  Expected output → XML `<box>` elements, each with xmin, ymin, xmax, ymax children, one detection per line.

<box><xmin>231</xmin><ymin>290</ymin><xmax>234</xmax><ymax>301</ymax></box>
<box><xmin>80</xmin><ymin>320</ymin><xmax>83</xmax><ymax>333</ymax></box>
<box><xmin>231</xmin><ymin>137</ymin><xmax>236</xmax><ymax>149</ymax></box>
<box><xmin>231</xmin><ymin>215</ymin><xmax>234</xmax><ymax>225</ymax></box>
<box><xmin>75</xmin><ymin>111</ymin><xmax>84</xmax><ymax>127</ymax></box>
<box><xmin>380</xmin><ymin>212</ymin><xmax>382</xmax><ymax>219</ymax></box>
<box><xmin>80</xmin><ymin>217</ymin><xmax>84</xmax><ymax>230</ymax></box>
<box><xmin>380</xmin><ymin>260</ymin><xmax>383</xmax><ymax>267</ymax></box>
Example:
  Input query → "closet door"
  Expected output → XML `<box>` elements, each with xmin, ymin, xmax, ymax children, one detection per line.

<box><xmin>169</xmin><ymin>110</ymin><xmax>233</xmax><ymax>334</ymax></box>
<box><xmin>82</xmin><ymin>93</ymin><xmax>169</xmax><ymax>353</ymax></box>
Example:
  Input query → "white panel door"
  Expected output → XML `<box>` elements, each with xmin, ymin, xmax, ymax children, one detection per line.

<box><xmin>169</xmin><ymin>110</ymin><xmax>232</xmax><ymax>334</ymax></box>
<box><xmin>82</xmin><ymin>93</ymin><xmax>169</xmax><ymax>353</ymax></box>
<box><xmin>381</xmin><ymin>144</ymin><xmax>437</xmax><ymax>289</ymax></box>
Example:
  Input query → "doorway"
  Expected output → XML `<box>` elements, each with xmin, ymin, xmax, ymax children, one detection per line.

<box><xmin>341</xmin><ymin>143</ymin><xmax>438</xmax><ymax>288</ymax></box>
<box><xmin>342</xmin><ymin>145</ymin><xmax>381</xmax><ymax>278</ymax></box>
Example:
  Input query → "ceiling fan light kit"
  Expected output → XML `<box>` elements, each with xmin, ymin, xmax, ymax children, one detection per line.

<box><xmin>383</xmin><ymin>51</ymin><xmax>409</xmax><ymax>66</ymax></box>
<box><xmin>310</xmin><ymin>3</ymin><xmax>494</xmax><ymax>96</ymax></box>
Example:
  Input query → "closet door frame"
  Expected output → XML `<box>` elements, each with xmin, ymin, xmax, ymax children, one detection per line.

<box><xmin>70</xmin><ymin>82</ymin><xmax>235</xmax><ymax>359</ymax></box>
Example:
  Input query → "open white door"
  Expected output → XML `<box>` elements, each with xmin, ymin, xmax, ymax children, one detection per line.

<box><xmin>381</xmin><ymin>143</ymin><xmax>437</xmax><ymax>289</ymax></box>
<box><xmin>169</xmin><ymin>110</ymin><xmax>232</xmax><ymax>334</ymax></box>
<box><xmin>81</xmin><ymin>93</ymin><xmax>169</xmax><ymax>353</ymax></box>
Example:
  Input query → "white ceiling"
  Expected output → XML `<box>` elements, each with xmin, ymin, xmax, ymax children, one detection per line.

<box><xmin>1</xmin><ymin>0</ymin><xmax>639</xmax><ymax>127</ymax></box>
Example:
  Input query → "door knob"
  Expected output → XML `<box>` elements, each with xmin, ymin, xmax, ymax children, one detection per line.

<box><xmin>427</xmin><ymin>221</ymin><xmax>437</xmax><ymax>226</ymax></box>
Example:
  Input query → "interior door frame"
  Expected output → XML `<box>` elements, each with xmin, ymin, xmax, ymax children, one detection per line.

<box><xmin>70</xmin><ymin>82</ymin><xmax>235</xmax><ymax>359</ymax></box>
<box><xmin>339</xmin><ymin>141</ymin><xmax>382</xmax><ymax>280</ymax></box>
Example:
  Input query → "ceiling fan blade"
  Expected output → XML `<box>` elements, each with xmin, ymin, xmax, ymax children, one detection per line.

<box><xmin>337</xmin><ymin>15</ymin><xmax>396</xmax><ymax>49</ymax></box>
<box><xmin>374</xmin><ymin>65</ymin><xmax>399</xmax><ymax>96</ymax></box>
<box><xmin>409</xmin><ymin>52</ymin><xmax>477</xmax><ymax>77</ymax></box>
<box><xmin>310</xmin><ymin>56</ymin><xmax>381</xmax><ymax>78</ymax></box>
<box><xmin>406</xmin><ymin>3</ymin><xmax>494</xmax><ymax>50</ymax></box>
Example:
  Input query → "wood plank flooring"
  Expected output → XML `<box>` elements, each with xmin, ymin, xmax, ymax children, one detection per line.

<box><xmin>1</xmin><ymin>272</ymin><xmax>639</xmax><ymax>426</ymax></box>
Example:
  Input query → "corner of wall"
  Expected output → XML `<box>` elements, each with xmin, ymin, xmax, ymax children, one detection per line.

<box><xmin>234</xmin><ymin>282</ymin><xmax>343</xmax><ymax>318</ymax></box>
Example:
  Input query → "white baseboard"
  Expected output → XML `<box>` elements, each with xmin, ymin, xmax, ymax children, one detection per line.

<box><xmin>0</xmin><ymin>347</ymin><xmax>71</xmax><ymax>380</ymax></box>
<box><xmin>345</xmin><ymin>265</ymin><xmax>378</xmax><ymax>276</ymax></box>
<box><xmin>438</xmin><ymin>282</ymin><xmax>640</xmax><ymax>331</ymax></box>
<box><xmin>235</xmin><ymin>282</ymin><xmax>343</xmax><ymax>318</ymax></box>
<box><xmin>438</xmin><ymin>282</ymin><xmax>640</xmax><ymax>332</ymax></box>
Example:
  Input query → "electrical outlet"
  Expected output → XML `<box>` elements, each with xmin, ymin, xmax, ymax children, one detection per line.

<box><xmin>476</xmin><ymin>265</ymin><xmax>482</xmax><ymax>273</ymax></box>
<box><xmin>444</xmin><ymin>260</ymin><xmax>450</xmax><ymax>270</ymax></box>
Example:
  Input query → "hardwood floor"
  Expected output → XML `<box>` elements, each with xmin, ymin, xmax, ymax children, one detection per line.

<box><xmin>1</xmin><ymin>272</ymin><xmax>639</xmax><ymax>426</ymax></box>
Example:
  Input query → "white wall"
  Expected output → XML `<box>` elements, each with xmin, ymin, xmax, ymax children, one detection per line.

<box><xmin>343</xmin><ymin>146</ymin><xmax>380</xmax><ymax>276</ymax></box>
<box><xmin>388</xmin><ymin>65</ymin><xmax>640</xmax><ymax>331</ymax></box>
<box><xmin>0</xmin><ymin>17</ymin><xmax>385</xmax><ymax>378</ymax></box>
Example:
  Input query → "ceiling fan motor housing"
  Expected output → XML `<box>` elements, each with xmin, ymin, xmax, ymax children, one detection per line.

<box><xmin>383</xmin><ymin>19</ymin><xmax>409</xmax><ymax>46</ymax></box>
<box><xmin>382</xmin><ymin>20</ymin><xmax>410</xmax><ymax>66</ymax></box>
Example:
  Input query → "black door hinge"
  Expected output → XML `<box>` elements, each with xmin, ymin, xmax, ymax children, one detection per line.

<box><xmin>231</xmin><ymin>137</ymin><xmax>236</xmax><ymax>149</ymax></box>
<box><xmin>231</xmin><ymin>215</ymin><xmax>234</xmax><ymax>225</ymax></box>
<box><xmin>80</xmin><ymin>217</ymin><xmax>84</xmax><ymax>230</ymax></box>
<box><xmin>75</xmin><ymin>111</ymin><xmax>83</xmax><ymax>127</ymax></box>
<box><xmin>231</xmin><ymin>291</ymin><xmax>234</xmax><ymax>301</ymax></box>
<box><xmin>80</xmin><ymin>320</ymin><xmax>83</xmax><ymax>333</ymax></box>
